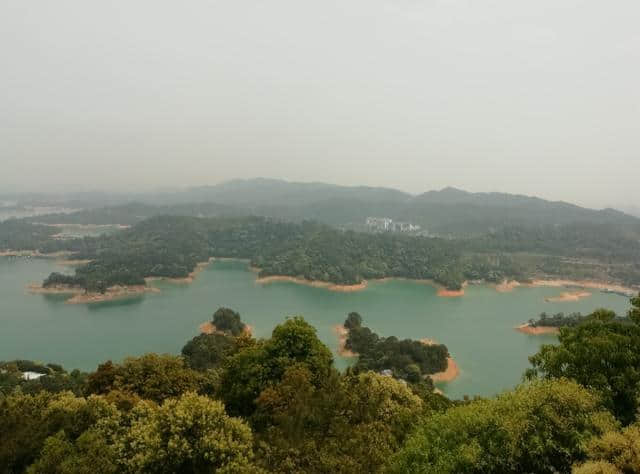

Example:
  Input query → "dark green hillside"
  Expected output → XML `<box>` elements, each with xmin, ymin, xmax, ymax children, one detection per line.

<box><xmin>25</xmin><ymin>179</ymin><xmax>640</xmax><ymax>240</ymax></box>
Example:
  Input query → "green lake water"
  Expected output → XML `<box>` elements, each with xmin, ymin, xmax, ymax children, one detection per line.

<box><xmin>0</xmin><ymin>257</ymin><xmax>632</xmax><ymax>399</ymax></box>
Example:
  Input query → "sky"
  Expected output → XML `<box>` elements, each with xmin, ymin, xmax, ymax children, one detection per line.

<box><xmin>1</xmin><ymin>0</ymin><xmax>638</xmax><ymax>209</ymax></box>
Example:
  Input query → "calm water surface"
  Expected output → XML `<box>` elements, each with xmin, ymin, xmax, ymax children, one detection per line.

<box><xmin>0</xmin><ymin>257</ymin><xmax>631</xmax><ymax>399</ymax></box>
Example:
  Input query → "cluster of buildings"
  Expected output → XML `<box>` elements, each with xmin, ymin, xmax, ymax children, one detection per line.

<box><xmin>365</xmin><ymin>217</ymin><xmax>421</xmax><ymax>233</ymax></box>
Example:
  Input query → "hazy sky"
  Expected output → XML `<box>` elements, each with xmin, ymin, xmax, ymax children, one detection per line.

<box><xmin>1</xmin><ymin>0</ymin><xmax>638</xmax><ymax>208</ymax></box>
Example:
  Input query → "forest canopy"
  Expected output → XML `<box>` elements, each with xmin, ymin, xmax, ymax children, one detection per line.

<box><xmin>2</xmin><ymin>297</ymin><xmax>640</xmax><ymax>473</ymax></box>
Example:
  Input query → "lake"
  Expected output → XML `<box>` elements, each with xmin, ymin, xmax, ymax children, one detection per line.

<box><xmin>0</xmin><ymin>257</ymin><xmax>631</xmax><ymax>399</ymax></box>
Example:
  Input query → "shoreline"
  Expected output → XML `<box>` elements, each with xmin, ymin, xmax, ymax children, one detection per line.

<box><xmin>495</xmin><ymin>280</ymin><xmax>521</xmax><ymax>292</ymax></box>
<box><xmin>1</xmin><ymin>250</ymin><xmax>75</xmax><ymax>258</ymax></box>
<box><xmin>36</xmin><ymin>223</ymin><xmax>130</xmax><ymax>230</ymax></box>
<box><xmin>55</xmin><ymin>259</ymin><xmax>92</xmax><ymax>266</ymax></box>
<box><xmin>27</xmin><ymin>283</ymin><xmax>160</xmax><ymax>304</ymax></box>
<box><xmin>256</xmin><ymin>274</ymin><xmax>466</xmax><ymax>296</ymax></box>
<box><xmin>544</xmin><ymin>290</ymin><xmax>591</xmax><ymax>303</ymax></box>
<box><xmin>420</xmin><ymin>338</ymin><xmax>460</xmax><ymax>383</ymax></box>
<box><xmin>514</xmin><ymin>323</ymin><xmax>560</xmax><ymax>335</ymax></box>
<box><xmin>145</xmin><ymin>258</ymin><xmax>215</xmax><ymax>285</ymax></box>
<box><xmin>529</xmin><ymin>279</ymin><xmax>637</xmax><ymax>296</ymax></box>
<box><xmin>493</xmin><ymin>278</ymin><xmax>637</xmax><ymax>298</ymax></box>
<box><xmin>27</xmin><ymin>283</ymin><xmax>84</xmax><ymax>296</ymax></box>
<box><xmin>26</xmin><ymin>258</ymin><xmax>215</xmax><ymax>304</ymax></box>
<box><xmin>199</xmin><ymin>321</ymin><xmax>253</xmax><ymax>336</ymax></box>
<box><xmin>256</xmin><ymin>275</ymin><xmax>368</xmax><ymax>293</ymax></box>
<box><xmin>430</xmin><ymin>358</ymin><xmax>460</xmax><ymax>383</ymax></box>
<box><xmin>332</xmin><ymin>324</ymin><xmax>358</xmax><ymax>357</ymax></box>
<box><xmin>66</xmin><ymin>285</ymin><xmax>160</xmax><ymax>304</ymax></box>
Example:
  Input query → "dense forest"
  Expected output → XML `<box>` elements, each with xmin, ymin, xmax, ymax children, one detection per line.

<box><xmin>37</xmin><ymin>216</ymin><xmax>469</xmax><ymax>291</ymax></box>
<box><xmin>3</xmin><ymin>186</ymin><xmax>640</xmax><ymax>291</ymax></box>
<box><xmin>2</xmin><ymin>296</ymin><xmax>640</xmax><ymax>473</ymax></box>
<box><xmin>1</xmin><ymin>212</ymin><xmax>638</xmax><ymax>292</ymax></box>
<box><xmin>4</xmin><ymin>179</ymin><xmax>640</xmax><ymax>289</ymax></box>
<box><xmin>0</xmin><ymin>220</ymin><xmax>58</xmax><ymax>251</ymax></box>
<box><xmin>527</xmin><ymin>309</ymin><xmax>631</xmax><ymax>328</ymax></box>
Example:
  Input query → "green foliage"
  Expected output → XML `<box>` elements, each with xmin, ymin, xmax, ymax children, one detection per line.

<box><xmin>254</xmin><ymin>367</ymin><xmax>426</xmax><ymax>473</ymax></box>
<box><xmin>0</xmin><ymin>391</ymin><xmax>117</xmax><ymax>473</ymax></box>
<box><xmin>212</xmin><ymin>307</ymin><xmax>246</xmax><ymax>336</ymax></box>
<box><xmin>0</xmin><ymin>220</ymin><xmax>58</xmax><ymax>251</ymax></box>
<box><xmin>26</xmin><ymin>430</ymin><xmax>118</xmax><ymax>474</ymax></box>
<box><xmin>528</xmin><ymin>310</ymin><xmax>630</xmax><ymax>329</ymax></box>
<box><xmin>389</xmin><ymin>379</ymin><xmax>617</xmax><ymax>474</ymax></box>
<box><xmin>39</xmin><ymin>215</ymin><xmax>471</xmax><ymax>291</ymax></box>
<box><xmin>5</xmin><ymin>306</ymin><xmax>640</xmax><ymax>472</ymax></box>
<box><xmin>344</xmin><ymin>311</ymin><xmax>362</xmax><ymax>330</ymax></box>
<box><xmin>181</xmin><ymin>332</ymin><xmax>236</xmax><ymax>371</ymax></box>
<box><xmin>573</xmin><ymin>423</ymin><xmax>640</xmax><ymax>473</ymax></box>
<box><xmin>219</xmin><ymin>317</ymin><xmax>333</xmax><ymax>417</ymax></box>
<box><xmin>527</xmin><ymin>312</ymin><xmax>640</xmax><ymax>424</ymax></box>
<box><xmin>344</xmin><ymin>314</ymin><xmax>449</xmax><ymax>381</ymax></box>
<box><xmin>629</xmin><ymin>293</ymin><xmax>640</xmax><ymax>325</ymax></box>
<box><xmin>0</xmin><ymin>360</ymin><xmax>87</xmax><ymax>396</ymax></box>
<box><xmin>103</xmin><ymin>392</ymin><xmax>258</xmax><ymax>473</ymax></box>
<box><xmin>85</xmin><ymin>354</ymin><xmax>203</xmax><ymax>403</ymax></box>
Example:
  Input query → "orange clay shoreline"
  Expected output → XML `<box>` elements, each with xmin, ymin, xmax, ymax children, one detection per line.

<box><xmin>27</xmin><ymin>283</ymin><xmax>160</xmax><ymax>304</ymax></box>
<box><xmin>333</xmin><ymin>329</ymin><xmax>460</xmax><ymax>382</ymax></box>
<box><xmin>332</xmin><ymin>325</ymin><xmax>358</xmax><ymax>357</ymax></box>
<box><xmin>256</xmin><ymin>275</ymin><xmax>466</xmax><ymax>296</ymax></box>
<box><xmin>199</xmin><ymin>321</ymin><xmax>253</xmax><ymax>336</ymax></box>
<box><xmin>26</xmin><ymin>258</ymin><xmax>217</xmax><ymax>304</ymax></box>
<box><xmin>257</xmin><ymin>275</ymin><xmax>367</xmax><ymax>293</ymax></box>
<box><xmin>20</xmin><ymin>253</ymin><xmax>637</xmax><ymax>304</ymax></box>
<box><xmin>145</xmin><ymin>258</ymin><xmax>215</xmax><ymax>285</ymax></box>
<box><xmin>430</xmin><ymin>358</ymin><xmax>460</xmax><ymax>383</ymax></box>
<box><xmin>545</xmin><ymin>291</ymin><xmax>591</xmax><ymax>303</ymax></box>
<box><xmin>514</xmin><ymin>323</ymin><xmax>560</xmax><ymax>335</ymax></box>
<box><xmin>419</xmin><ymin>338</ymin><xmax>460</xmax><ymax>382</ymax></box>
<box><xmin>495</xmin><ymin>278</ymin><xmax>637</xmax><ymax>296</ymax></box>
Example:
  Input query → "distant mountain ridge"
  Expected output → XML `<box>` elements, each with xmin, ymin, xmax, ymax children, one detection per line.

<box><xmin>21</xmin><ymin>178</ymin><xmax>640</xmax><ymax>238</ymax></box>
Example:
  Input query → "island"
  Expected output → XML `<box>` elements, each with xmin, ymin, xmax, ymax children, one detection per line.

<box><xmin>337</xmin><ymin>312</ymin><xmax>457</xmax><ymax>385</ymax></box>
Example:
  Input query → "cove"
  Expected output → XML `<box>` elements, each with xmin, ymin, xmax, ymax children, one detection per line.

<box><xmin>0</xmin><ymin>257</ymin><xmax>631</xmax><ymax>399</ymax></box>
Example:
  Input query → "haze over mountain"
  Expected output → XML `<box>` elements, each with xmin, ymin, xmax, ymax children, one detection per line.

<box><xmin>18</xmin><ymin>179</ymin><xmax>640</xmax><ymax>242</ymax></box>
<box><xmin>2</xmin><ymin>1</ymin><xmax>639</xmax><ymax>209</ymax></box>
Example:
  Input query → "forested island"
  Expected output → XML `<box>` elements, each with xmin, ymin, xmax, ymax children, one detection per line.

<box><xmin>516</xmin><ymin>308</ymin><xmax>634</xmax><ymax>336</ymax></box>
<box><xmin>3</xmin><ymin>182</ymin><xmax>640</xmax><ymax>300</ymax></box>
<box><xmin>341</xmin><ymin>312</ymin><xmax>449</xmax><ymax>383</ymax></box>
<box><xmin>2</xmin><ymin>296</ymin><xmax>640</xmax><ymax>473</ymax></box>
<box><xmin>2</xmin><ymin>179</ymin><xmax>639</xmax><ymax>295</ymax></box>
<box><xmin>0</xmin><ymin>213</ymin><xmax>637</xmax><ymax>300</ymax></box>
<box><xmin>0</xmin><ymin>219</ymin><xmax>629</xmax><ymax>298</ymax></box>
<box><xmin>34</xmin><ymin>215</ymin><xmax>477</xmax><ymax>294</ymax></box>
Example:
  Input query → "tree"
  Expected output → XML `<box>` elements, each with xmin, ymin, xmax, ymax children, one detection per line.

<box><xmin>573</xmin><ymin>423</ymin><xmax>640</xmax><ymax>473</ymax></box>
<box><xmin>181</xmin><ymin>332</ymin><xmax>236</xmax><ymax>371</ymax></box>
<box><xmin>85</xmin><ymin>360</ymin><xmax>117</xmax><ymax>395</ymax></box>
<box><xmin>527</xmin><ymin>311</ymin><xmax>640</xmax><ymax>424</ymax></box>
<box><xmin>106</xmin><ymin>392</ymin><xmax>258</xmax><ymax>473</ymax></box>
<box><xmin>629</xmin><ymin>293</ymin><xmax>640</xmax><ymax>325</ymax></box>
<box><xmin>389</xmin><ymin>379</ymin><xmax>617</xmax><ymax>474</ymax></box>
<box><xmin>344</xmin><ymin>312</ymin><xmax>362</xmax><ymax>330</ymax></box>
<box><xmin>89</xmin><ymin>354</ymin><xmax>203</xmax><ymax>403</ymax></box>
<box><xmin>253</xmin><ymin>368</ymin><xmax>424</xmax><ymax>473</ymax></box>
<box><xmin>26</xmin><ymin>430</ymin><xmax>118</xmax><ymax>474</ymax></box>
<box><xmin>212</xmin><ymin>307</ymin><xmax>246</xmax><ymax>336</ymax></box>
<box><xmin>219</xmin><ymin>317</ymin><xmax>333</xmax><ymax>417</ymax></box>
<box><xmin>0</xmin><ymin>391</ymin><xmax>117</xmax><ymax>473</ymax></box>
